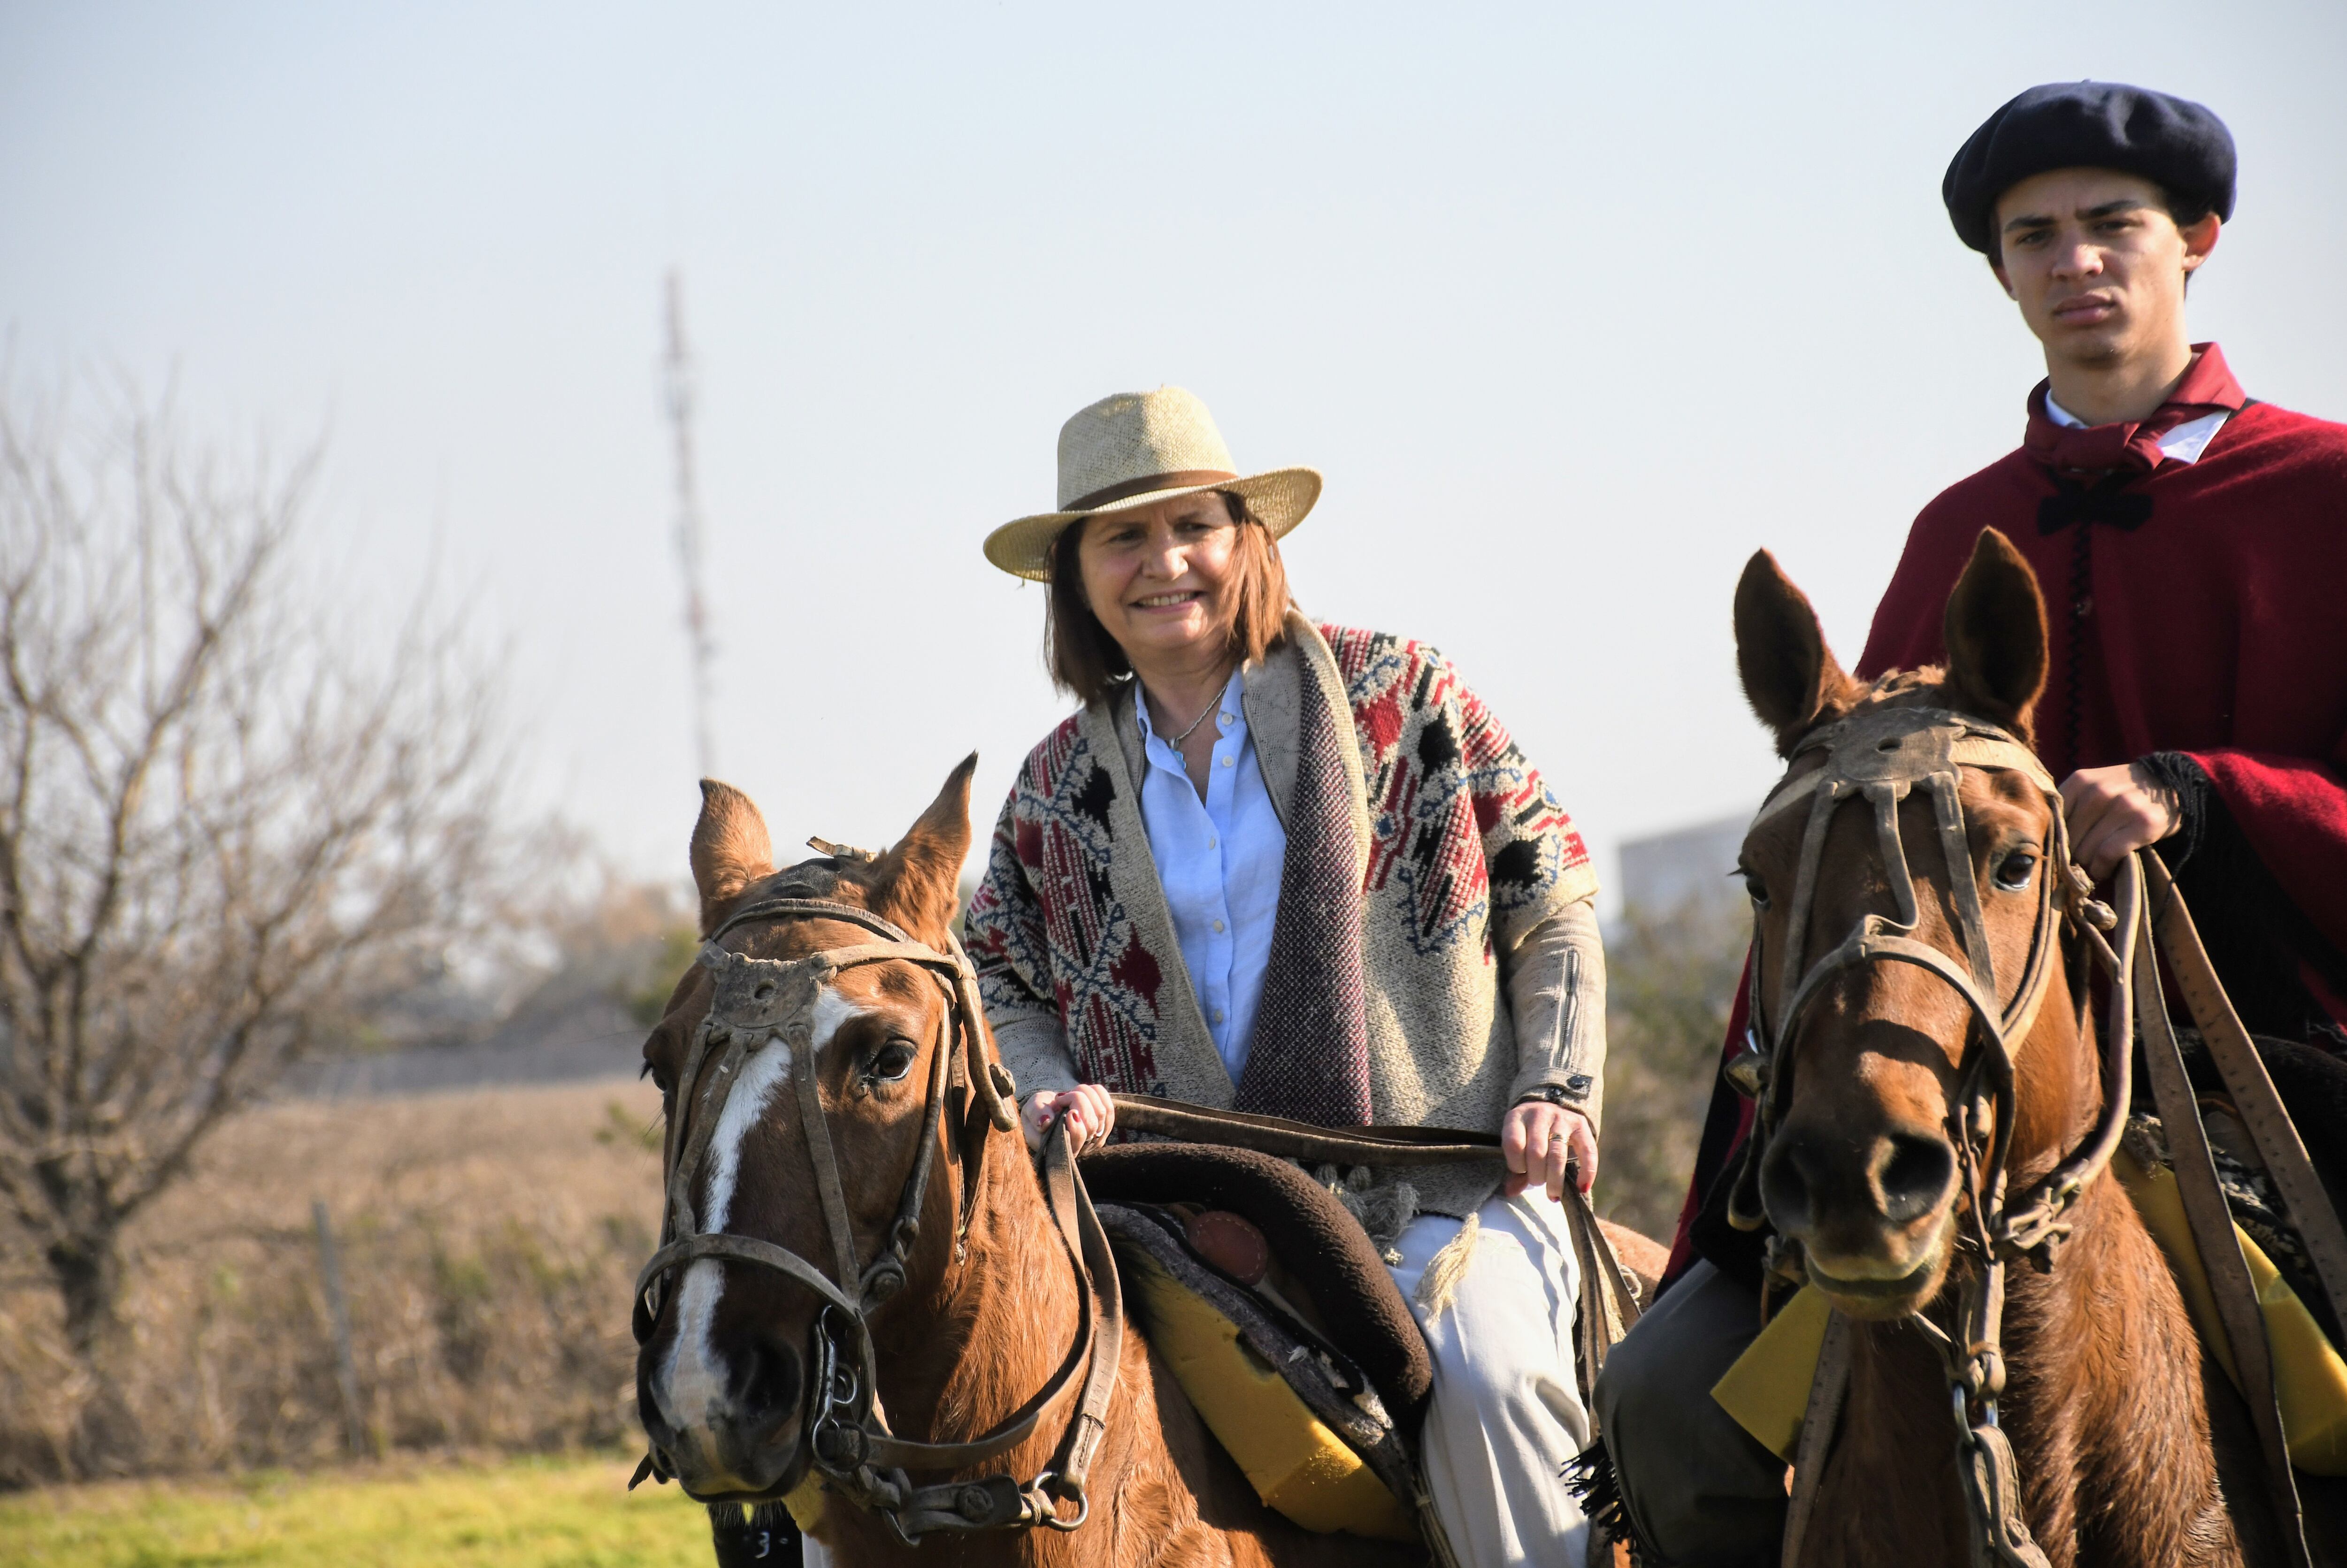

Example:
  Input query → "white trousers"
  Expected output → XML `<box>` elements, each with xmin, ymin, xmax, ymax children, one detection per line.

<box><xmin>1385</xmin><ymin>1191</ymin><xmax>1592</xmax><ymax>1568</ymax></box>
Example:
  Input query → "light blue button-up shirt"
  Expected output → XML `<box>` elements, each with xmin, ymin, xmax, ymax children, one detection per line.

<box><xmin>1135</xmin><ymin>671</ymin><xmax>1287</xmax><ymax>1082</ymax></box>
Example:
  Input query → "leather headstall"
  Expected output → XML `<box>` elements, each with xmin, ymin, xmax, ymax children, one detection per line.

<box><xmin>628</xmin><ymin>889</ymin><xmax>1125</xmax><ymax>1544</ymax></box>
<box><xmin>1722</xmin><ymin>706</ymin><xmax>2142</xmax><ymax>1568</ymax></box>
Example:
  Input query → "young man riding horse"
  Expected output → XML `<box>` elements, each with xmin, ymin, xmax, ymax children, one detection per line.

<box><xmin>1595</xmin><ymin>81</ymin><xmax>2347</xmax><ymax>1565</ymax></box>
<box><xmin>962</xmin><ymin>386</ymin><xmax>1612</xmax><ymax>1567</ymax></box>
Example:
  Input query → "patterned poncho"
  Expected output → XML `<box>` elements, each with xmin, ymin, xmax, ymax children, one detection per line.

<box><xmin>965</xmin><ymin>615</ymin><xmax>1597</xmax><ymax>1220</ymax></box>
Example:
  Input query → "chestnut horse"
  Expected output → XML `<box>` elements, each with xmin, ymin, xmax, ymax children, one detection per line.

<box><xmin>632</xmin><ymin>758</ymin><xmax>1425</xmax><ymax>1568</ymax></box>
<box><xmin>1729</xmin><ymin>528</ymin><xmax>2341</xmax><ymax>1566</ymax></box>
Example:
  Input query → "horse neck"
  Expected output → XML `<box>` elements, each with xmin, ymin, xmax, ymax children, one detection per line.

<box><xmin>2000</xmin><ymin>955</ymin><xmax>2239</xmax><ymax>1561</ymax></box>
<box><xmin>1833</xmin><ymin>952</ymin><xmax>2238</xmax><ymax>1565</ymax></box>
<box><xmin>867</xmin><ymin>1126</ymin><xmax>1087</xmax><ymax>1457</ymax></box>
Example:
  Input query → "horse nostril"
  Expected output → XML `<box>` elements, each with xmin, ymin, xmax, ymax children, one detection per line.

<box><xmin>730</xmin><ymin>1332</ymin><xmax>805</xmax><ymax>1447</ymax></box>
<box><xmin>1876</xmin><ymin>1133</ymin><xmax>1957</xmax><ymax>1224</ymax></box>
<box><xmin>1758</xmin><ymin>1138</ymin><xmax>1817</xmax><ymax>1235</ymax></box>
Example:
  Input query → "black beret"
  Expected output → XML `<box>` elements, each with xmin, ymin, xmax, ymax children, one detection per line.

<box><xmin>1943</xmin><ymin>82</ymin><xmax>2236</xmax><ymax>253</ymax></box>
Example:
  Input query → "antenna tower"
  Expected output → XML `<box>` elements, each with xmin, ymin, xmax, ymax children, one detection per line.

<box><xmin>662</xmin><ymin>269</ymin><xmax>718</xmax><ymax>778</ymax></box>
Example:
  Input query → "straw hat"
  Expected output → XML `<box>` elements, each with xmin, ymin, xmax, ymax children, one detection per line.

<box><xmin>983</xmin><ymin>387</ymin><xmax>1321</xmax><ymax>581</ymax></box>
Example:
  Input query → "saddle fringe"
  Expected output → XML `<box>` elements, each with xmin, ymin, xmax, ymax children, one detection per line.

<box><xmin>1561</xmin><ymin>1438</ymin><xmax>1655</xmax><ymax>1568</ymax></box>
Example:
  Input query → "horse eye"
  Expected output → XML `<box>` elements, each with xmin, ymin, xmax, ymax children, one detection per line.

<box><xmin>1741</xmin><ymin>872</ymin><xmax>1770</xmax><ymax>910</ymax></box>
<box><xmin>1994</xmin><ymin>849</ymin><xmax>2040</xmax><ymax>891</ymax></box>
<box><xmin>873</xmin><ymin>1040</ymin><xmax>918</xmax><ymax>1082</ymax></box>
<box><xmin>642</xmin><ymin>1059</ymin><xmax>673</xmax><ymax>1096</ymax></box>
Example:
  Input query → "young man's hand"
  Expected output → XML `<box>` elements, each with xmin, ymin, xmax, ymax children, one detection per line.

<box><xmin>1502</xmin><ymin>1099</ymin><xmax>1596</xmax><ymax>1201</ymax></box>
<box><xmin>1021</xmin><ymin>1085</ymin><xmax>1116</xmax><ymax>1154</ymax></box>
<box><xmin>2061</xmin><ymin>762</ymin><xmax>2182</xmax><ymax>879</ymax></box>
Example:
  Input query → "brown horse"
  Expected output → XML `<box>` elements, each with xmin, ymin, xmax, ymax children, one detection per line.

<box><xmin>633</xmin><ymin>757</ymin><xmax>1425</xmax><ymax>1568</ymax></box>
<box><xmin>1730</xmin><ymin>529</ymin><xmax>2335</xmax><ymax>1566</ymax></box>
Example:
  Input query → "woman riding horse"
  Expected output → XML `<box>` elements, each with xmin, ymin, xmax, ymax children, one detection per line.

<box><xmin>963</xmin><ymin>385</ymin><xmax>1611</xmax><ymax>1568</ymax></box>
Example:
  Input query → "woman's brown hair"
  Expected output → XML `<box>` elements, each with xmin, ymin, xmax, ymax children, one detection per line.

<box><xmin>1044</xmin><ymin>493</ymin><xmax>1292</xmax><ymax>707</ymax></box>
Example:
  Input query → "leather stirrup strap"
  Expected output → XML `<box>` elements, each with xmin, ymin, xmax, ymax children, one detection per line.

<box><xmin>2143</xmin><ymin>855</ymin><xmax>2347</xmax><ymax>1339</ymax></box>
<box><xmin>1780</xmin><ymin>1309</ymin><xmax>1851</xmax><ymax>1565</ymax></box>
<box><xmin>2134</xmin><ymin>899</ymin><xmax>2314</xmax><ymax>1568</ymax></box>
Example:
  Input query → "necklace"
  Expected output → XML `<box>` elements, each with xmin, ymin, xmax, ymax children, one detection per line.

<box><xmin>1157</xmin><ymin>690</ymin><xmax>1224</xmax><ymax>748</ymax></box>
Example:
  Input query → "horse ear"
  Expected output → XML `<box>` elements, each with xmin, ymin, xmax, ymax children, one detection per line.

<box><xmin>1942</xmin><ymin>528</ymin><xmax>2048</xmax><ymax>741</ymax></box>
<box><xmin>1734</xmin><ymin>549</ymin><xmax>1858</xmax><ymax>756</ymax></box>
<box><xmin>690</xmin><ymin>780</ymin><xmax>775</xmax><ymax>937</ymax></box>
<box><xmin>870</xmin><ymin>753</ymin><xmax>977</xmax><ymax>941</ymax></box>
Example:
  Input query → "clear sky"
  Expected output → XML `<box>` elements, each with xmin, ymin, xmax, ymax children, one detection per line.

<box><xmin>5</xmin><ymin>1</ymin><xmax>2342</xmax><ymax>908</ymax></box>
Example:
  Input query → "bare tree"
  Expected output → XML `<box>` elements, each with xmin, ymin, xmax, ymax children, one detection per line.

<box><xmin>0</xmin><ymin>377</ymin><xmax>509</xmax><ymax>1473</ymax></box>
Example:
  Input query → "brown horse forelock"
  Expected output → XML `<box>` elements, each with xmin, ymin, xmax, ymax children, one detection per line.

<box><xmin>1759</xmin><ymin>678</ymin><xmax>2246</xmax><ymax>1567</ymax></box>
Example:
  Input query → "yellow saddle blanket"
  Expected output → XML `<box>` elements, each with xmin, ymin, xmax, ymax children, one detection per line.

<box><xmin>1712</xmin><ymin>1148</ymin><xmax>2347</xmax><ymax>1474</ymax></box>
<box><xmin>1120</xmin><ymin>1237</ymin><xmax>1419</xmax><ymax>1539</ymax></box>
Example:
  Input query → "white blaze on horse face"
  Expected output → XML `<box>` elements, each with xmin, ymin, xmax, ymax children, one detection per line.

<box><xmin>656</xmin><ymin>988</ymin><xmax>866</xmax><ymax>1459</ymax></box>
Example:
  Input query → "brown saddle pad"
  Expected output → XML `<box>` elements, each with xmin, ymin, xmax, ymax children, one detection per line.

<box><xmin>1081</xmin><ymin>1141</ymin><xmax>1432</xmax><ymax>1430</ymax></box>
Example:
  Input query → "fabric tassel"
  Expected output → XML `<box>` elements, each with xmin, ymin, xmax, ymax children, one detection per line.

<box><xmin>1415</xmin><ymin>1211</ymin><xmax>1480</xmax><ymax>1319</ymax></box>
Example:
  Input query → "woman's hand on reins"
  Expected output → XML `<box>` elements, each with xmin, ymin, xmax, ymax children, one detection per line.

<box><xmin>1023</xmin><ymin>1085</ymin><xmax>1117</xmax><ymax>1155</ymax></box>
<box><xmin>1503</xmin><ymin>1101</ymin><xmax>1597</xmax><ymax>1200</ymax></box>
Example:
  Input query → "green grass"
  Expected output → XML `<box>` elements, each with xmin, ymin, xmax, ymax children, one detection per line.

<box><xmin>0</xmin><ymin>1451</ymin><xmax>721</xmax><ymax>1567</ymax></box>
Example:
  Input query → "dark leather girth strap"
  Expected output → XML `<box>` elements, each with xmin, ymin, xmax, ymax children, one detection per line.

<box><xmin>2135</xmin><ymin>908</ymin><xmax>2314</xmax><ymax>1568</ymax></box>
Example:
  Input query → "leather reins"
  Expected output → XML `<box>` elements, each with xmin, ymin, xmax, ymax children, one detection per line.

<box><xmin>629</xmin><ymin>894</ymin><xmax>1125</xmax><ymax>1543</ymax></box>
<box><xmin>1722</xmin><ymin>706</ymin><xmax>2142</xmax><ymax>1567</ymax></box>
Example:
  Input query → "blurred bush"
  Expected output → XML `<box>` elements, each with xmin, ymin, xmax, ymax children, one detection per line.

<box><xmin>0</xmin><ymin>1082</ymin><xmax>663</xmax><ymax>1486</ymax></box>
<box><xmin>1591</xmin><ymin>895</ymin><xmax>1749</xmax><ymax>1242</ymax></box>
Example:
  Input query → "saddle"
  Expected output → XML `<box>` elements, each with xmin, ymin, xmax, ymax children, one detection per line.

<box><xmin>1087</xmin><ymin>1142</ymin><xmax>1432</xmax><ymax>1541</ymax></box>
<box><xmin>1082</xmin><ymin>1097</ymin><xmax>1652</xmax><ymax>1556</ymax></box>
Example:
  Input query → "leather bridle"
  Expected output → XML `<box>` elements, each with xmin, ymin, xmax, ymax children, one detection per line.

<box><xmin>1722</xmin><ymin>705</ymin><xmax>2143</xmax><ymax>1568</ymax></box>
<box><xmin>629</xmin><ymin>889</ymin><xmax>1124</xmax><ymax>1543</ymax></box>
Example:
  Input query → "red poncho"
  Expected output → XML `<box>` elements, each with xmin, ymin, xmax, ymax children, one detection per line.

<box><xmin>1664</xmin><ymin>345</ymin><xmax>2347</xmax><ymax>1285</ymax></box>
<box><xmin>1861</xmin><ymin>346</ymin><xmax>2347</xmax><ymax>966</ymax></box>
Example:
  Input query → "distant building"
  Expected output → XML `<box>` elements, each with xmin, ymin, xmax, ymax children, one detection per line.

<box><xmin>1617</xmin><ymin>814</ymin><xmax>1747</xmax><ymax>916</ymax></box>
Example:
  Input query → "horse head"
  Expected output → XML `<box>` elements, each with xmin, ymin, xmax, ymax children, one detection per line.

<box><xmin>1729</xmin><ymin>528</ymin><xmax>2100</xmax><ymax>1322</ymax></box>
<box><xmin>634</xmin><ymin>753</ymin><xmax>1012</xmax><ymax>1503</ymax></box>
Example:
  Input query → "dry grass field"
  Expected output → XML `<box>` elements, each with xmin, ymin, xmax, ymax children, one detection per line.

<box><xmin>0</xmin><ymin>1077</ymin><xmax>668</xmax><ymax>1486</ymax></box>
<box><xmin>0</xmin><ymin>895</ymin><xmax>1736</xmax><ymax>1506</ymax></box>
